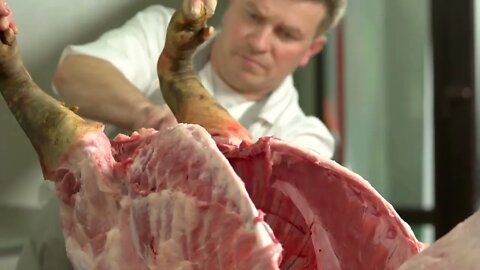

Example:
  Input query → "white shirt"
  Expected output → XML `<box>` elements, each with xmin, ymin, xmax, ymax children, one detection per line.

<box><xmin>57</xmin><ymin>5</ymin><xmax>335</xmax><ymax>158</ymax></box>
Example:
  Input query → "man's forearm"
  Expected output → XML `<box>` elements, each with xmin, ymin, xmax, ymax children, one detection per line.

<box><xmin>53</xmin><ymin>54</ymin><xmax>159</xmax><ymax>131</ymax></box>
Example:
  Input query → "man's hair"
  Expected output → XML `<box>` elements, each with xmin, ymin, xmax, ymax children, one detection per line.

<box><xmin>310</xmin><ymin>0</ymin><xmax>347</xmax><ymax>35</ymax></box>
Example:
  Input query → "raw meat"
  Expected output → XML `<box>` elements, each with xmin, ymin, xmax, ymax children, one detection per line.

<box><xmin>398</xmin><ymin>210</ymin><xmax>480</xmax><ymax>270</ymax></box>
<box><xmin>0</xmin><ymin>6</ymin><xmax>425</xmax><ymax>269</ymax></box>
<box><xmin>219</xmin><ymin>138</ymin><xmax>424</xmax><ymax>269</ymax></box>
<box><xmin>54</xmin><ymin>124</ymin><xmax>423</xmax><ymax>270</ymax></box>
<box><xmin>54</xmin><ymin>125</ymin><xmax>282</xmax><ymax>270</ymax></box>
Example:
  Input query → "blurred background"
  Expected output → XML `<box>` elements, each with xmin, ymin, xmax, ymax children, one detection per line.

<box><xmin>0</xmin><ymin>0</ymin><xmax>479</xmax><ymax>268</ymax></box>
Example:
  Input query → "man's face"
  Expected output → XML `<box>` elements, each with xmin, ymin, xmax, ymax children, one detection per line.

<box><xmin>212</xmin><ymin>0</ymin><xmax>327</xmax><ymax>98</ymax></box>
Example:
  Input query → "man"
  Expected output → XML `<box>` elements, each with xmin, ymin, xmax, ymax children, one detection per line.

<box><xmin>2</xmin><ymin>0</ymin><xmax>346</xmax><ymax>269</ymax></box>
<box><xmin>52</xmin><ymin>0</ymin><xmax>345</xmax><ymax>156</ymax></box>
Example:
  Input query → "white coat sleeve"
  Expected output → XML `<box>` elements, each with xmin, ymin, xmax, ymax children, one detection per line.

<box><xmin>56</xmin><ymin>5</ymin><xmax>175</xmax><ymax>97</ymax></box>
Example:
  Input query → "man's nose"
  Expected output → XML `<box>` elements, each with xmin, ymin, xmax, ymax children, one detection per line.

<box><xmin>247</xmin><ymin>27</ymin><xmax>271</xmax><ymax>53</ymax></box>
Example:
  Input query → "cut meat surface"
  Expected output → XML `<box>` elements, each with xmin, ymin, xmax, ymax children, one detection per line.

<box><xmin>3</xmin><ymin>3</ymin><xmax>472</xmax><ymax>269</ymax></box>
<box><xmin>53</xmin><ymin>123</ymin><xmax>423</xmax><ymax>270</ymax></box>
<box><xmin>398</xmin><ymin>210</ymin><xmax>480</xmax><ymax>270</ymax></box>
<box><xmin>219</xmin><ymin>138</ymin><xmax>424</xmax><ymax>269</ymax></box>
<box><xmin>53</xmin><ymin>124</ymin><xmax>281</xmax><ymax>270</ymax></box>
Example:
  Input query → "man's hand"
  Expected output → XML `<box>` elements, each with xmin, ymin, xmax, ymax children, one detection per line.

<box><xmin>0</xmin><ymin>1</ymin><xmax>17</xmax><ymax>33</ymax></box>
<box><xmin>134</xmin><ymin>104</ymin><xmax>178</xmax><ymax>132</ymax></box>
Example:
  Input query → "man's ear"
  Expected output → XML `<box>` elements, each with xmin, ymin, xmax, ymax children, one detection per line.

<box><xmin>299</xmin><ymin>35</ymin><xmax>327</xmax><ymax>67</ymax></box>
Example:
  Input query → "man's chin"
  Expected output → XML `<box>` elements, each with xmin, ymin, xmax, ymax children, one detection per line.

<box><xmin>233</xmin><ymin>73</ymin><xmax>263</xmax><ymax>88</ymax></box>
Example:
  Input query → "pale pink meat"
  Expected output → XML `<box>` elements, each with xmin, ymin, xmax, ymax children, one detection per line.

<box><xmin>398</xmin><ymin>210</ymin><xmax>480</xmax><ymax>270</ymax></box>
<box><xmin>53</xmin><ymin>124</ymin><xmax>281</xmax><ymax>270</ymax></box>
<box><xmin>52</xmin><ymin>123</ymin><xmax>423</xmax><ymax>270</ymax></box>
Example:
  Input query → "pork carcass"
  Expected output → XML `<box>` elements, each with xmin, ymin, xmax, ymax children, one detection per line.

<box><xmin>52</xmin><ymin>123</ymin><xmax>424</xmax><ymax>270</ymax></box>
<box><xmin>398</xmin><ymin>210</ymin><xmax>480</xmax><ymax>270</ymax></box>
<box><xmin>55</xmin><ymin>125</ymin><xmax>282</xmax><ymax>270</ymax></box>
<box><xmin>219</xmin><ymin>138</ymin><xmax>424</xmax><ymax>269</ymax></box>
<box><xmin>0</xmin><ymin>2</ymin><xmax>424</xmax><ymax>270</ymax></box>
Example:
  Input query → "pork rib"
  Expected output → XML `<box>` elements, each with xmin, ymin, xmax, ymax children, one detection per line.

<box><xmin>219</xmin><ymin>138</ymin><xmax>424</xmax><ymax>269</ymax></box>
<box><xmin>55</xmin><ymin>125</ymin><xmax>281</xmax><ymax>269</ymax></box>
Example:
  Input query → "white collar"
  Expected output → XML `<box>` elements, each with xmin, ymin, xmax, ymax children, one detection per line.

<box><xmin>258</xmin><ymin>76</ymin><xmax>297</xmax><ymax>125</ymax></box>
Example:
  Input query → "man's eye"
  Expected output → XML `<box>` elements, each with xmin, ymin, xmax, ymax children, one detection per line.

<box><xmin>279</xmin><ymin>30</ymin><xmax>295</xmax><ymax>40</ymax></box>
<box><xmin>247</xmin><ymin>11</ymin><xmax>261</xmax><ymax>22</ymax></box>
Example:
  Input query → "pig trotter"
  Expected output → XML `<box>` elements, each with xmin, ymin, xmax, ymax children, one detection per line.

<box><xmin>0</xmin><ymin>28</ymin><xmax>102</xmax><ymax>179</ymax></box>
<box><xmin>158</xmin><ymin>1</ymin><xmax>253</xmax><ymax>143</ymax></box>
